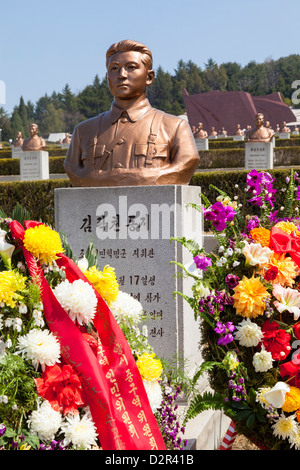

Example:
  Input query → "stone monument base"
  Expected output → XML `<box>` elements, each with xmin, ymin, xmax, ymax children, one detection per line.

<box><xmin>245</xmin><ymin>141</ymin><xmax>273</xmax><ymax>170</ymax></box>
<box><xmin>11</xmin><ymin>146</ymin><xmax>24</xmax><ymax>158</ymax></box>
<box><xmin>195</xmin><ymin>138</ymin><xmax>209</xmax><ymax>151</ymax></box>
<box><xmin>55</xmin><ymin>185</ymin><xmax>204</xmax><ymax>377</ymax></box>
<box><xmin>20</xmin><ymin>151</ymin><xmax>49</xmax><ymax>180</ymax></box>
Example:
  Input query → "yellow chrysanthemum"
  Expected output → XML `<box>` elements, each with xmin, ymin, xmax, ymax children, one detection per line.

<box><xmin>282</xmin><ymin>386</ymin><xmax>300</xmax><ymax>413</ymax></box>
<box><xmin>136</xmin><ymin>353</ymin><xmax>163</xmax><ymax>381</ymax></box>
<box><xmin>232</xmin><ymin>275</ymin><xmax>270</xmax><ymax>318</ymax></box>
<box><xmin>23</xmin><ymin>225</ymin><xmax>64</xmax><ymax>265</ymax></box>
<box><xmin>84</xmin><ymin>265</ymin><xmax>119</xmax><ymax>304</ymax></box>
<box><xmin>265</xmin><ymin>253</ymin><xmax>299</xmax><ymax>287</ymax></box>
<box><xmin>249</xmin><ymin>227</ymin><xmax>271</xmax><ymax>247</ymax></box>
<box><xmin>0</xmin><ymin>270</ymin><xmax>27</xmax><ymax>307</ymax></box>
<box><xmin>275</xmin><ymin>221</ymin><xmax>300</xmax><ymax>237</ymax></box>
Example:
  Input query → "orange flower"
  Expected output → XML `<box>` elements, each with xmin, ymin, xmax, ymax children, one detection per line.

<box><xmin>264</xmin><ymin>253</ymin><xmax>299</xmax><ymax>287</ymax></box>
<box><xmin>249</xmin><ymin>227</ymin><xmax>271</xmax><ymax>247</ymax></box>
<box><xmin>282</xmin><ymin>386</ymin><xmax>300</xmax><ymax>413</ymax></box>
<box><xmin>232</xmin><ymin>275</ymin><xmax>270</xmax><ymax>318</ymax></box>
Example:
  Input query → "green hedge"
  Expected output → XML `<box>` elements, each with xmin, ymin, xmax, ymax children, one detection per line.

<box><xmin>0</xmin><ymin>179</ymin><xmax>71</xmax><ymax>226</ymax></box>
<box><xmin>0</xmin><ymin>146</ymin><xmax>67</xmax><ymax>159</ymax></box>
<box><xmin>0</xmin><ymin>168</ymin><xmax>296</xmax><ymax>229</ymax></box>
<box><xmin>0</xmin><ymin>156</ymin><xmax>65</xmax><ymax>175</ymax></box>
<box><xmin>197</xmin><ymin>146</ymin><xmax>300</xmax><ymax>169</ymax></box>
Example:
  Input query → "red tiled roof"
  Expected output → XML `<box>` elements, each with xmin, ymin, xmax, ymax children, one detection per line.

<box><xmin>183</xmin><ymin>90</ymin><xmax>296</xmax><ymax>134</ymax></box>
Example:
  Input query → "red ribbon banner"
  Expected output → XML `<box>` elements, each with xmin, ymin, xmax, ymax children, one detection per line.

<box><xmin>270</xmin><ymin>226</ymin><xmax>300</xmax><ymax>267</ymax></box>
<box><xmin>10</xmin><ymin>220</ymin><xmax>166</xmax><ymax>451</ymax></box>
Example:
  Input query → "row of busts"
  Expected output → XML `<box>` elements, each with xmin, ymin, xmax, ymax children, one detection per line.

<box><xmin>12</xmin><ymin>125</ymin><xmax>71</xmax><ymax>151</ymax></box>
<box><xmin>192</xmin><ymin>119</ymin><xmax>299</xmax><ymax>140</ymax></box>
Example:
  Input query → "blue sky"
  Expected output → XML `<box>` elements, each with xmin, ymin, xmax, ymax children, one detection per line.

<box><xmin>1</xmin><ymin>0</ymin><xmax>300</xmax><ymax>114</ymax></box>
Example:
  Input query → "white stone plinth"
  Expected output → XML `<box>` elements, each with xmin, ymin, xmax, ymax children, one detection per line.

<box><xmin>245</xmin><ymin>142</ymin><xmax>273</xmax><ymax>170</ymax></box>
<box><xmin>195</xmin><ymin>138</ymin><xmax>209</xmax><ymax>151</ymax></box>
<box><xmin>20</xmin><ymin>151</ymin><xmax>49</xmax><ymax>180</ymax></box>
<box><xmin>11</xmin><ymin>146</ymin><xmax>24</xmax><ymax>158</ymax></box>
<box><xmin>55</xmin><ymin>185</ymin><xmax>203</xmax><ymax>375</ymax></box>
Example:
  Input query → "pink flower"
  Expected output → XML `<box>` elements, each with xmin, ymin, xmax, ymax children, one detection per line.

<box><xmin>273</xmin><ymin>284</ymin><xmax>300</xmax><ymax>320</ymax></box>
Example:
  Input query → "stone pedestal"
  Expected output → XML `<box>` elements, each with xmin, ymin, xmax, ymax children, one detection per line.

<box><xmin>20</xmin><ymin>151</ymin><xmax>49</xmax><ymax>180</ymax></box>
<box><xmin>245</xmin><ymin>142</ymin><xmax>273</xmax><ymax>170</ymax></box>
<box><xmin>233</xmin><ymin>135</ymin><xmax>244</xmax><ymax>141</ymax></box>
<box><xmin>11</xmin><ymin>146</ymin><xmax>24</xmax><ymax>158</ymax></box>
<box><xmin>279</xmin><ymin>132</ymin><xmax>290</xmax><ymax>139</ymax></box>
<box><xmin>195</xmin><ymin>138</ymin><xmax>209</xmax><ymax>151</ymax></box>
<box><xmin>55</xmin><ymin>185</ymin><xmax>203</xmax><ymax>375</ymax></box>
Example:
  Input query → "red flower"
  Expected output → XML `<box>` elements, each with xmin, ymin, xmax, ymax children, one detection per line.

<box><xmin>261</xmin><ymin>320</ymin><xmax>291</xmax><ymax>361</ymax></box>
<box><xmin>264</xmin><ymin>266</ymin><xmax>279</xmax><ymax>281</ymax></box>
<box><xmin>35</xmin><ymin>363</ymin><xmax>87</xmax><ymax>415</ymax></box>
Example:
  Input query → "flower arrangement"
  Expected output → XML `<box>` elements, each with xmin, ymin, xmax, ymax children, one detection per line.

<box><xmin>0</xmin><ymin>208</ymin><xmax>191</xmax><ymax>450</ymax></box>
<box><xmin>174</xmin><ymin>169</ymin><xmax>300</xmax><ymax>450</ymax></box>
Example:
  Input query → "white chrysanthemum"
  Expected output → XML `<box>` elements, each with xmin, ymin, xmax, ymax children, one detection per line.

<box><xmin>242</xmin><ymin>240</ymin><xmax>273</xmax><ymax>267</ymax></box>
<box><xmin>252</xmin><ymin>347</ymin><xmax>273</xmax><ymax>372</ymax></box>
<box><xmin>27</xmin><ymin>400</ymin><xmax>63</xmax><ymax>442</ymax></box>
<box><xmin>53</xmin><ymin>279</ymin><xmax>98</xmax><ymax>325</ymax></box>
<box><xmin>234</xmin><ymin>318</ymin><xmax>263</xmax><ymax>347</ymax></box>
<box><xmin>61</xmin><ymin>413</ymin><xmax>98</xmax><ymax>450</ymax></box>
<box><xmin>17</xmin><ymin>328</ymin><xmax>61</xmax><ymax>371</ymax></box>
<box><xmin>256</xmin><ymin>386</ymin><xmax>272</xmax><ymax>408</ymax></box>
<box><xmin>289</xmin><ymin>429</ymin><xmax>300</xmax><ymax>449</ymax></box>
<box><xmin>143</xmin><ymin>380</ymin><xmax>163</xmax><ymax>412</ymax></box>
<box><xmin>272</xmin><ymin>414</ymin><xmax>298</xmax><ymax>440</ymax></box>
<box><xmin>109</xmin><ymin>291</ymin><xmax>144</xmax><ymax>326</ymax></box>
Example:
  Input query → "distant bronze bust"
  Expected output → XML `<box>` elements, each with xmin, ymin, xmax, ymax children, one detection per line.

<box><xmin>22</xmin><ymin>124</ymin><xmax>46</xmax><ymax>151</ymax></box>
<box><xmin>234</xmin><ymin>124</ymin><xmax>244</xmax><ymax>136</ymax></box>
<box><xmin>194</xmin><ymin>122</ymin><xmax>208</xmax><ymax>139</ymax></box>
<box><xmin>209</xmin><ymin>126</ymin><xmax>217</xmax><ymax>137</ymax></box>
<box><xmin>64</xmin><ymin>40</ymin><xmax>199</xmax><ymax>187</ymax></box>
<box><xmin>280</xmin><ymin>121</ymin><xmax>291</xmax><ymax>133</ymax></box>
<box><xmin>246</xmin><ymin>113</ymin><xmax>275</xmax><ymax>142</ymax></box>
<box><xmin>13</xmin><ymin>131</ymin><xmax>23</xmax><ymax>147</ymax></box>
<box><xmin>62</xmin><ymin>132</ymin><xmax>71</xmax><ymax>144</ymax></box>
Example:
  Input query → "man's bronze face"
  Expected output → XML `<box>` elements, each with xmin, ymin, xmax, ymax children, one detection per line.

<box><xmin>107</xmin><ymin>51</ymin><xmax>154</xmax><ymax>102</ymax></box>
<box><xmin>30</xmin><ymin>125</ymin><xmax>38</xmax><ymax>136</ymax></box>
<box><xmin>255</xmin><ymin>114</ymin><xmax>264</xmax><ymax>127</ymax></box>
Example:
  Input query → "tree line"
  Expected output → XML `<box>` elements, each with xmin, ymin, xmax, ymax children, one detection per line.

<box><xmin>1</xmin><ymin>54</ymin><xmax>300</xmax><ymax>141</ymax></box>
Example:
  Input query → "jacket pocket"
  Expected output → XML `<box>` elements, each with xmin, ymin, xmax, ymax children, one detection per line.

<box><xmin>135</xmin><ymin>143</ymin><xmax>168</xmax><ymax>158</ymax></box>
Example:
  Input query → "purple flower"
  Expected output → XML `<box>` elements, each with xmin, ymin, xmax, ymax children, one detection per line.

<box><xmin>214</xmin><ymin>321</ymin><xmax>235</xmax><ymax>345</ymax></box>
<box><xmin>246</xmin><ymin>216</ymin><xmax>260</xmax><ymax>232</ymax></box>
<box><xmin>193</xmin><ymin>255</ymin><xmax>212</xmax><ymax>271</ymax></box>
<box><xmin>0</xmin><ymin>424</ymin><xmax>6</xmax><ymax>437</ymax></box>
<box><xmin>225</xmin><ymin>273</ymin><xmax>240</xmax><ymax>289</ymax></box>
<box><xmin>204</xmin><ymin>201</ymin><xmax>236</xmax><ymax>232</ymax></box>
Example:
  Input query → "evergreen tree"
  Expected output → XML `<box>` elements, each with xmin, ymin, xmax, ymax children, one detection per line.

<box><xmin>18</xmin><ymin>96</ymin><xmax>30</xmax><ymax>137</ymax></box>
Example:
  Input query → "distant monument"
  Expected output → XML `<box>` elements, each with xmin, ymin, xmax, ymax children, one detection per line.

<box><xmin>245</xmin><ymin>113</ymin><xmax>274</xmax><ymax>170</ymax></box>
<box><xmin>234</xmin><ymin>124</ymin><xmax>244</xmax><ymax>136</ymax></box>
<box><xmin>281</xmin><ymin>121</ymin><xmax>291</xmax><ymax>133</ymax></box>
<box><xmin>194</xmin><ymin>122</ymin><xmax>208</xmax><ymax>139</ymax></box>
<box><xmin>13</xmin><ymin>132</ymin><xmax>23</xmax><ymax>147</ymax></box>
<box><xmin>21</xmin><ymin>124</ymin><xmax>46</xmax><ymax>152</ymax></box>
<box><xmin>246</xmin><ymin>113</ymin><xmax>275</xmax><ymax>142</ymax></box>
<box><xmin>209</xmin><ymin>126</ymin><xmax>218</xmax><ymax>138</ymax></box>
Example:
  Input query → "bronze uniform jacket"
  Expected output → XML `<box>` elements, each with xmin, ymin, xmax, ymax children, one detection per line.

<box><xmin>64</xmin><ymin>98</ymin><xmax>199</xmax><ymax>187</ymax></box>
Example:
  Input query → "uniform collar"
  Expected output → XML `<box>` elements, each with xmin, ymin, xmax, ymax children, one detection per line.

<box><xmin>109</xmin><ymin>98</ymin><xmax>152</xmax><ymax>123</ymax></box>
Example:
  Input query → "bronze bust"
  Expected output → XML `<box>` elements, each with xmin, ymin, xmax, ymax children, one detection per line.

<box><xmin>22</xmin><ymin>124</ymin><xmax>46</xmax><ymax>151</ymax></box>
<box><xmin>64</xmin><ymin>40</ymin><xmax>199</xmax><ymax>187</ymax></box>
<box><xmin>246</xmin><ymin>113</ymin><xmax>275</xmax><ymax>142</ymax></box>
<box><xmin>194</xmin><ymin>122</ymin><xmax>208</xmax><ymax>139</ymax></box>
<box><xmin>13</xmin><ymin>131</ymin><xmax>23</xmax><ymax>147</ymax></box>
